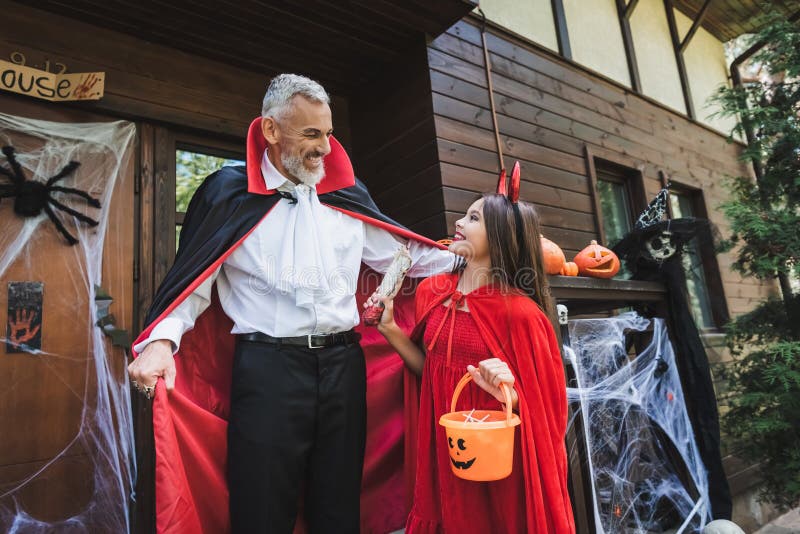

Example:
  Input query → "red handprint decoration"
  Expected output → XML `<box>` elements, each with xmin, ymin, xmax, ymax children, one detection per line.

<box><xmin>8</xmin><ymin>309</ymin><xmax>40</xmax><ymax>347</ymax></box>
<box><xmin>5</xmin><ymin>282</ymin><xmax>43</xmax><ymax>353</ymax></box>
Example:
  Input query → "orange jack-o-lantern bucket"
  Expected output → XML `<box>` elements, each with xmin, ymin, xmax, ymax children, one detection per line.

<box><xmin>438</xmin><ymin>372</ymin><xmax>521</xmax><ymax>481</ymax></box>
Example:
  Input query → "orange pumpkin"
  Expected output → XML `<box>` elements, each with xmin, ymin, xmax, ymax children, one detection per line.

<box><xmin>573</xmin><ymin>240</ymin><xmax>620</xmax><ymax>278</ymax></box>
<box><xmin>540</xmin><ymin>235</ymin><xmax>566</xmax><ymax>275</ymax></box>
<box><xmin>560</xmin><ymin>261</ymin><xmax>579</xmax><ymax>276</ymax></box>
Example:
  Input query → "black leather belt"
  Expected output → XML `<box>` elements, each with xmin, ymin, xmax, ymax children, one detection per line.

<box><xmin>238</xmin><ymin>330</ymin><xmax>360</xmax><ymax>349</ymax></box>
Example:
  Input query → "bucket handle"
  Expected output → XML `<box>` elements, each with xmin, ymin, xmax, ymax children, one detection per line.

<box><xmin>451</xmin><ymin>372</ymin><xmax>514</xmax><ymax>422</ymax></box>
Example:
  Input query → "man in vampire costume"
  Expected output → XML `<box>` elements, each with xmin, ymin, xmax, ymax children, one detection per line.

<box><xmin>128</xmin><ymin>74</ymin><xmax>455</xmax><ymax>534</ymax></box>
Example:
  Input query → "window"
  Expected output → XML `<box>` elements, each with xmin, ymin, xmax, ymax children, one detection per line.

<box><xmin>175</xmin><ymin>145</ymin><xmax>244</xmax><ymax>251</ymax></box>
<box><xmin>667</xmin><ymin>184</ymin><xmax>728</xmax><ymax>330</ymax></box>
<box><xmin>596</xmin><ymin>174</ymin><xmax>633</xmax><ymax>249</ymax></box>
<box><xmin>587</xmin><ymin>155</ymin><xmax>647</xmax><ymax>280</ymax></box>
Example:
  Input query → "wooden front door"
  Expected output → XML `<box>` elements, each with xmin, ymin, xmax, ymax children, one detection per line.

<box><xmin>0</xmin><ymin>94</ymin><xmax>136</xmax><ymax>532</ymax></box>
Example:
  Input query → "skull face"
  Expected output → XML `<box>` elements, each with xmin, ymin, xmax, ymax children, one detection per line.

<box><xmin>557</xmin><ymin>304</ymin><xmax>569</xmax><ymax>326</ymax></box>
<box><xmin>646</xmin><ymin>231</ymin><xmax>677</xmax><ymax>261</ymax></box>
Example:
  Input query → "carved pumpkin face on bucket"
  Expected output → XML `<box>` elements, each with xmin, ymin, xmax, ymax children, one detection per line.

<box><xmin>574</xmin><ymin>240</ymin><xmax>620</xmax><ymax>278</ymax></box>
<box><xmin>448</xmin><ymin>436</ymin><xmax>476</xmax><ymax>470</ymax></box>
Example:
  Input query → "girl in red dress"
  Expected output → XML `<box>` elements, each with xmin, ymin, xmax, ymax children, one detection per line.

<box><xmin>366</xmin><ymin>190</ymin><xmax>576</xmax><ymax>533</ymax></box>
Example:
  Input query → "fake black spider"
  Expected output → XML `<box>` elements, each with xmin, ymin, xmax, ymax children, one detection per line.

<box><xmin>0</xmin><ymin>145</ymin><xmax>101</xmax><ymax>245</ymax></box>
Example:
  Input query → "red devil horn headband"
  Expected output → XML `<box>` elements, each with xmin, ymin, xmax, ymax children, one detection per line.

<box><xmin>509</xmin><ymin>161</ymin><xmax>520</xmax><ymax>203</ymax></box>
<box><xmin>496</xmin><ymin>167</ymin><xmax>507</xmax><ymax>196</ymax></box>
<box><xmin>496</xmin><ymin>161</ymin><xmax>521</xmax><ymax>203</ymax></box>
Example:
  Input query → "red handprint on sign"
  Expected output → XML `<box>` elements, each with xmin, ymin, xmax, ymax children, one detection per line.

<box><xmin>8</xmin><ymin>308</ymin><xmax>41</xmax><ymax>347</ymax></box>
<box><xmin>72</xmin><ymin>73</ymin><xmax>101</xmax><ymax>99</ymax></box>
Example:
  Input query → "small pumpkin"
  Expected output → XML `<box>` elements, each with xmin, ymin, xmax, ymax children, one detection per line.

<box><xmin>540</xmin><ymin>235</ymin><xmax>566</xmax><ymax>275</ymax></box>
<box><xmin>560</xmin><ymin>261</ymin><xmax>579</xmax><ymax>276</ymax></box>
<box><xmin>573</xmin><ymin>240</ymin><xmax>620</xmax><ymax>279</ymax></box>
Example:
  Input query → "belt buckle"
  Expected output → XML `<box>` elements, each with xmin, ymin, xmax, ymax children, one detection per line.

<box><xmin>307</xmin><ymin>334</ymin><xmax>326</xmax><ymax>349</ymax></box>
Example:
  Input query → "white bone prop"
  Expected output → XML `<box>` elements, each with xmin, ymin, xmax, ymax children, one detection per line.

<box><xmin>363</xmin><ymin>245</ymin><xmax>412</xmax><ymax>326</ymax></box>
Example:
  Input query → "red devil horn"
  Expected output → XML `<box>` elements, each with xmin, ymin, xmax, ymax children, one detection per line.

<box><xmin>509</xmin><ymin>161</ymin><xmax>520</xmax><ymax>203</ymax></box>
<box><xmin>496</xmin><ymin>167</ymin><xmax>507</xmax><ymax>195</ymax></box>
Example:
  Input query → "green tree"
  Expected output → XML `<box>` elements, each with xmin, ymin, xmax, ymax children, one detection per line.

<box><xmin>176</xmin><ymin>151</ymin><xmax>243</xmax><ymax>213</ymax></box>
<box><xmin>711</xmin><ymin>12</ymin><xmax>800</xmax><ymax>509</ymax></box>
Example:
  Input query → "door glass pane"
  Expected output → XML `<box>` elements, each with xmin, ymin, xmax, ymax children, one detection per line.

<box><xmin>176</xmin><ymin>149</ymin><xmax>244</xmax><ymax>213</ymax></box>
<box><xmin>175</xmin><ymin>149</ymin><xmax>244</xmax><ymax>251</ymax></box>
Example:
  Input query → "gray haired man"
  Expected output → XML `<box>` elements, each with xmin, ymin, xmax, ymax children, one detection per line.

<box><xmin>129</xmin><ymin>74</ymin><xmax>454</xmax><ymax>533</ymax></box>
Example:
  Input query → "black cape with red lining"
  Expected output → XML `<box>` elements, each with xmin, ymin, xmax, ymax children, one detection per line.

<box><xmin>133</xmin><ymin>118</ymin><xmax>446</xmax><ymax>534</ymax></box>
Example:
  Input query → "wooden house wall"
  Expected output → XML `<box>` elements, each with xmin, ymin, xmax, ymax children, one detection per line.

<box><xmin>426</xmin><ymin>19</ymin><xmax>778</xmax><ymax>317</ymax></box>
<box><xmin>350</xmin><ymin>40</ymin><xmax>445</xmax><ymax>239</ymax></box>
<box><xmin>1</xmin><ymin>3</ymin><xmax>260</xmax><ymax>138</ymax></box>
<box><xmin>1</xmin><ymin>3</ymin><xmax>353</xmax><ymax>145</ymax></box>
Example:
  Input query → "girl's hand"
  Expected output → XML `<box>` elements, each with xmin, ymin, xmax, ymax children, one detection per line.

<box><xmin>363</xmin><ymin>292</ymin><xmax>397</xmax><ymax>331</ymax></box>
<box><xmin>467</xmin><ymin>358</ymin><xmax>519</xmax><ymax>408</ymax></box>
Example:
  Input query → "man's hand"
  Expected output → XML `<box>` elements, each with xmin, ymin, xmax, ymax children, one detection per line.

<box><xmin>127</xmin><ymin>339</ymin><xmax>177</xmax><ymax>398</ymax></box>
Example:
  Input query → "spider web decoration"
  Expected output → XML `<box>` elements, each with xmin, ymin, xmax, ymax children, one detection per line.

<box><xmin>0</xmin><ymin>112</ymin><xmax>136</xmax><ymax>533</ymax></box>
<box><xmin>0</xmin><ymin>145</ymin><xmax>100</xmax><ymax>245</ymax></box>
<box><xmin>635</xmin><ymin>183</ymin><xmax>670</xmax><ymax>230</ymax></box>
<box><xmin>565</xmin><ymin>312</ymin><xmax>711</xmax><ymax>533</ymax></box>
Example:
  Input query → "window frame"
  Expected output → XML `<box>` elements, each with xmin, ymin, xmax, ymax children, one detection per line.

<box><xmin>585</xmin><ymin>146</ymin><xmax>648</xmax><ymax>247</ymax></box>
<box><xmin>661</xmin><ymin>171</ymin><xmax>730</xmax><ymax>331</ymax></box>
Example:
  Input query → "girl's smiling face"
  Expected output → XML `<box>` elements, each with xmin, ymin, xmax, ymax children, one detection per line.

<box><xmin>450</xmin><ymin>198</ymin><xmax>489</xmax><ymax>263</ymax></box>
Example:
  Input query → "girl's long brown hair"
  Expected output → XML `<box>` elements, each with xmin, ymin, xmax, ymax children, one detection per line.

<box><xmin>480</xmin><ymin>193</ymin><xmax>554</xmax><ymax>318</ymax></box>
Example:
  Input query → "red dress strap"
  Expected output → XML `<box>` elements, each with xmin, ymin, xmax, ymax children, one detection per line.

<box><xmin>425</xmin><ymin>290</ymin><xmax>464</xmax><ymax>366</ymax></box>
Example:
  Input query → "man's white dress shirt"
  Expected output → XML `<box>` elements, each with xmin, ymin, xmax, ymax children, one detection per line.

<box><xmin>134</xmin><ymin>150</ymin><xmax>454</xmax><ymax>353</ymax></box>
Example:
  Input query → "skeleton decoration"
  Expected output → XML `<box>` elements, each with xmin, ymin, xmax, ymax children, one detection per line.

<box><xmin>611</xmin><ymin>195</ymin><xmax>733</xmax><ymax>519</ymax></box>
<box><xmin>557</xmin><ymin>304</ymin><xmax>569</xmax><ymax>326</ymax></box>
<box><xmin>363</xmin><ymin>245</ymin><xmax>413</xmax><ymax>326</ymax></box>
<box><xmin>0</xmin><ymin>146</ymin><xmax>100</xmax><ymax>245</ymax></box>
<box><xmin>645</xmin><ymin>230</ymin><xmax>678</xmax><ymax>263</ymax></box>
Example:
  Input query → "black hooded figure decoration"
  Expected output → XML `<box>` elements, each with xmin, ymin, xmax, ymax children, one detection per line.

<box><xmin>612</xmin><ymin>185</ymin><xmax>733</xmax><ymax>520</ymax></box>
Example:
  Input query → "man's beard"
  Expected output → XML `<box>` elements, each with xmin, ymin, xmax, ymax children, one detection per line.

<box><xmin>281</xmin><ymin>151</ymin><xmax>325</xmax><ymax>186</ymax></box>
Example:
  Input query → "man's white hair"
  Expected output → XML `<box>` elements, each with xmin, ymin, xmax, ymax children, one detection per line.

<box><xmin>261</xmin><ymin>74</ymin><xmax>330</xmax><ymax>121</ymax></box>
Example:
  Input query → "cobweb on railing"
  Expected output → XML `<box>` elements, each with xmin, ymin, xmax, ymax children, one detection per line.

<box><xmin>565</xmin><ymin>312</ymin><xmax>711</xmax><ymax>533</ymax></box>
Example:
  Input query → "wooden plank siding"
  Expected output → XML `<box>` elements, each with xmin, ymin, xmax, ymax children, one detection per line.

<box><xmin>1</xmin><ymin>2</ymin><xmax>262</xmax><ymax>138</ymax></box>
<box><xmin>14</xmin><ymin>0</ymin><xmax>475</xmax><ymax>95</ymax></box>
<box><xmin>1</xmin><ymin>2</ymin><xmax>349</xmax><ymax>144</ymax></box>
<box><xmin>350</xmin><ymin>39</ymin><xmax>448</xmax><ymax>239</ymax></box>
<box><xmin>427</xmin><ymin>17</ymin><xmax>773</xmax><ymax>314</ymax></box>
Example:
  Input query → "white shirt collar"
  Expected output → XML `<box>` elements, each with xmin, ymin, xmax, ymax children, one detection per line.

<box><xmin>260</xmin><ymin>148</ymin><xmax>295</xmax><ymax>192</ymax></box>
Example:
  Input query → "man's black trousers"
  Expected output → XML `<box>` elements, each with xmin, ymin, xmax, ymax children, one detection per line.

<box><xmin>227</xmin><ymin>337</ymin><xmax>366</xmax><ymax>534</ymax></box>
